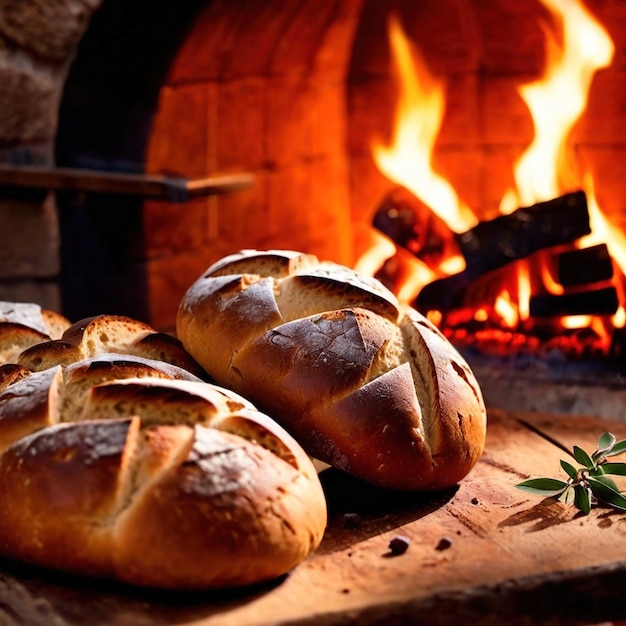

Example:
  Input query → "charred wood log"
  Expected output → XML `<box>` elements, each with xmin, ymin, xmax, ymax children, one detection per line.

<box><xmin>557</xmin><ymin>244</ymin><xmax>613</xmax><ymax>287</ymax></box>
<box><xmin>414</xmin><ymin>271</ymin><xmax>473</xmax><ymax>311</ymax></box>
<box><xmin>409</xmin><ymin>191</ymin><xmax>592</xmax><ymax>311</ymax></box>
<box><xmin>415</xmin><ymin>261</ymin><xmax>516</xmax><ymax>312</ymax></box>
<box><xmin>372</xmin><ymin>186</ymin><xmax>462</xmax><ymax>270</ymax></box>
<box><xmin>418</xmin><ymin>277</ymin><xmax>620</xmax><ymax>321</ymax></box>
<box><xmin>610</xmin><ymin>327</ymin><xmax>626</xmax><ymax>364</ymax></box>
<box><xmin>374</xmin><ymin>188</ymin><xmax>591</xmax><ymax>280</ymax></box>
<box><xmin>456</xmin><ymin>190</ymin><xmax>590</xmax><ymax>277</ymax></box>
<box><xmin>528</xmin><ymin>286</ymin><xmax>618</xmax><ymax>318</ymax></box>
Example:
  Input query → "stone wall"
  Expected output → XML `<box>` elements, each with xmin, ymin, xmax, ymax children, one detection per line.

<box><xmin>0</xmin><ymin>0</ymin><xmax>102</xmax><ymax>310</ymax></box>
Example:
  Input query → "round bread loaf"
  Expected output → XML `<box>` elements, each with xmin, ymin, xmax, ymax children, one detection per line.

<box><xmin>177</xmin><ymin>249</ymin><xmax>487</xmax><ymax>491</ymax></box>
<box><xmin>0</xmin><ymin>354</ymin><xmax>327</xmax><ymax>589</ymax></box>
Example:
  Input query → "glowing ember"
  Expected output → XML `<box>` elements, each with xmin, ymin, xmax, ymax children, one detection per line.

<box><xmin>562</xmin><ymin>315</ymin><xmax>592</xmax><ymax>330</ymax></box>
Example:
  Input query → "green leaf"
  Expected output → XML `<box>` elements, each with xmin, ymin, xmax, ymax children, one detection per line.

<box><xmin>560</xmin><ymin>459</ymin><xmax>578</xmax><ymax>479</ymax></box>
<box><xmin>605</xmin><ymin>439</ymin><xmax>626</xmax><ymax>458</ymax></box>
<box><xmin>587</xmin><ymin>476</ymin><xmax>626</xmax><ymax>511</ymax></box>
<box><xmin>574</xmin><ymin>484</ymin><xmax>592</xmax><ymax>514</ymax></box>
<box><xmin>589</xmin><ymin>471</ymin><xmax>620</xmax><ymax>492</ymax></box>
<box><xmin>515</xmin><ymin>433</ymin><xmax>626</xmax><ymax>515</ymax></box>
<box><xmin>598</xmin><ymin>432</ymin><xmax>616</xmax><ymax>452</ymax></box>
<box><xmin>596</xmin><ymin>462</ymin><xmax>626</xmax><ymax>477</ymax></box>
<box><xmin>573</xmin><ymin>445</ymin><xmax>595</xmax><ymax>469</ymax></box>
<box><xmin>593</xmin><ymin>432</ymin><xmax>616</xmax><ymax>462</ymax></box>
<box><xmin>516</xmin><ymin>477</ymin><xmax>568</xmax><ymax>496</ymax></box>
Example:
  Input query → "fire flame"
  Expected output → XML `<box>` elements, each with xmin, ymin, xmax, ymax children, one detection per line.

<box><xmin>372</xmin><ymin>15</ymin><xmax>477</xmax><ymax>234</ymax></box>
<box><xmin>365</xmin><ymin>1</ymin><xmax>621</xmax><ymax>356</ymax></box>
<box><xmin>500</xmin><ymin>0</ymin><xmax>615</xmax><ymax>212</ymax></box>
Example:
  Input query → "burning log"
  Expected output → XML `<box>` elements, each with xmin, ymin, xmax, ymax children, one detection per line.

<box><xmin>417</xmin><ymin>268</ymin><xmax>619</xmax><ymax>317</ymax></box>
<box><xmin>528</xmin><ymin>286</ymin><xmax>619</xmax><ymax>318</ymax></box>
<box><xmin>557</xmin><ymin>244</ymin><xmax>613</xmax><ymax>287</ymax></box>
<box><xmin>375</xmin><ymin>187</ymin><xmax>621</xmax><ymax>327</ymax></box>
<box><xmin>374</xmin><ymin>189</ymin><xmax>593</xmax><ymax>312</ymax></box>
<box><xmin>373</xmin><ymin>188</ymin><xmax>591</xmax><ymax>281</ymax></box>
<box><xmin>456</xmin><ymin>190</ymin><xmax>590</xmax><ymax>277</ymax></box>
<box><xmin>609</xmin><ymin>328</ymin><xmax>626</xmax><ymax>364</ymax></box>
<box><xmin>372</xmin><ymin>186</ymin><xmax>462</xmax><ymax>270</ymax></box>
<box><xmin>412</xmin><ymin>272</ymin><xmax>473</xmax><ymax>311</ymax></box>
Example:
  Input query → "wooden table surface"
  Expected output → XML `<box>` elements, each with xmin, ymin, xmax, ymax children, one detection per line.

<box><xmin>2</xmin><ymin>408</ymin><xmax>626</xmax><ymax>626</ymax></box>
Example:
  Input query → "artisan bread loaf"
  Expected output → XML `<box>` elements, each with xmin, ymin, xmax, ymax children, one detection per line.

<box><xmin>15</xmin><ymin>313</ymin><xmax>205</xmax><ymax>378</ymax></box>
<box><xmin>177</xmin><ymin>249</ymin><xmax>487</xmax><ymax>491</ymax></box>
<box><xmin>0</xmin><ymin>354</ymin><xmax>326</xmax><ymax>589</ymax></box>
<box><xmin>0</xmin><ymin>301</ymin><xmax>71</xmax><ymax>364</ymax></box>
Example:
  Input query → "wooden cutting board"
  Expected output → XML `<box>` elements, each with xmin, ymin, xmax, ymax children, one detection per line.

<box><xmin>2</xmin><ymin>408</ymin><xmax>626</xmax><ymax>626</ymax></box>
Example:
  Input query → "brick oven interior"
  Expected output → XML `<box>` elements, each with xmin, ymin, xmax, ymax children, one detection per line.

<box><xmin>1</xmin><ymin>0</ymin><xmax>626</xmax><ymax>417</ymax></box>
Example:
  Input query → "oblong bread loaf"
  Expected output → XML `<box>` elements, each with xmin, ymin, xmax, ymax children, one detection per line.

<box><xmin>177</xmin><ymin>249</ymin><xmax>487</xmax><ymax>490</ymax></box>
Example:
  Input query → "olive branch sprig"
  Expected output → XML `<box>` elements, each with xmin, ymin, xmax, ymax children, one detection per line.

<box><xmin>515</xmin><ymin>432</ymin><xmax>626</xmax><ymax>514</ymax></box>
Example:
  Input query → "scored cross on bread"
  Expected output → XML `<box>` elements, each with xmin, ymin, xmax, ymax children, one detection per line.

<box><xmin>177</xmin><ymin>249</ymin><xmax>487</xmax><ymax>491</ymax></box>
<box><xmin>0</xmin><ymin>354</ymin><xmax>326</xmax><ymax>589</ymax></box>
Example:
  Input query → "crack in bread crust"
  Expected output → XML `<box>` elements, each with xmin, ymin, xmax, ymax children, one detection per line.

<box><xmin>177</xmin><ymin>249</ymin><xmax>487</xmax><ymax>491</ymax></box>
<box><xmin>0</xmin><ymin>349</ymin><xmax>327</xmax><ymax>590</ymax></box>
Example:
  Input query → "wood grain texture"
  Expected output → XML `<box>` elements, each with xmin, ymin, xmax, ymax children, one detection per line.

<box><xmin>1</xmin><ymin>408</ymin><xmax>626</xmax><ymax>626</ymax></box>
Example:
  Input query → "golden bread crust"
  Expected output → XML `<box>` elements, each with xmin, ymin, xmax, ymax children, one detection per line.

<box><xmin>0</xmin><ymin>356</ymin><xmax>327</xmax><ymax>589</ymax></box>
<box><xmin>0</xmin><ymin>311</ymin><xmax>205</xmax><ymax>379</ymax></box>
<box><xmin>177</xmin><ymin>249</ymin><xmax>487</xmax><ymax>490</ymax></box>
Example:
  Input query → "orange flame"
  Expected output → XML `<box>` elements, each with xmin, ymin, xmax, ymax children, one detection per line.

<box><xmin>614</xmin><ymin>307</ymin><xmax>626</xmax><ymax>330</ymax></box>
<box><xmin>581</xmin><ymin>173</ymin><xmax>626</xmax><ymax>275</ymax></box>
<box><xmin>353</xmin><ymin>229</ymin><xmax>396</xmax><ymax>277</ymax></box>
<box><xmin>494</xmin><ymin>291</ymin><xmax>519</xmax><ymax>328</ymax></box>
<box><xmin>364</xmin><ymin>3</ymin><xmax>620</xmax><ymax>355</ymax></box>
<box><xmin>539</xmin><ymin>254</ymin><xmax>564</xmax><ymax>296</ymax></box>
<box><xmin>517</xmin><ymin>262</ymin><xmax>532</xmax><ymax>322</ymax></box>
<box><xmin>372</xmin><ymin>14</ymin><xmax>477</xmax><ymax>234</ymax></box>
<box><xmin>500</xmin><ymin>0</ymin><xmax>614</xmax><ymax>212</ymax></box>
